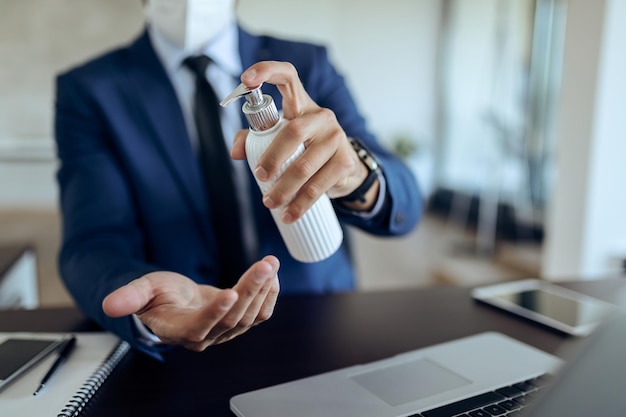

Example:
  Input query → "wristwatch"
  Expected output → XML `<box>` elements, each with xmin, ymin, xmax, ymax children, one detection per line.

<box><xmin>336</xmin><ymin>138</ymin><xmax>382</xmax><ymax>203</ymax></box>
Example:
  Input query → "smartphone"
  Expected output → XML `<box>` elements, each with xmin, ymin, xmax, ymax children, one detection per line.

<box><xmin>0</xmin><ymin>337</ymin><xmax>64</xmax><ymax>392</ymax></box>
<box><xmin>472</xmin><ymin>279</ymin><xmax>621</xmax><ymax>336</ymax></box>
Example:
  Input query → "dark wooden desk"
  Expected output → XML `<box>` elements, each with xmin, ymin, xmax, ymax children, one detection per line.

<box><xmin>0</xmin><ymin>279</ymin><xmax>623</xmax><ymax>417</ymax></box>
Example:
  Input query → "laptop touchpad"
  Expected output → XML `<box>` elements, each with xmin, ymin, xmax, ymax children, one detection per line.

<box><xmin>351</xmin><ymin>357</ymin><xmax>471</xmax><ymax>406</ymax></box>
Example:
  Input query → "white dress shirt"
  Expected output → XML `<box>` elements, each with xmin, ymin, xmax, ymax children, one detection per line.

<box><xmin>149</xmin><ymin>22</ymin><xmax>258</xmax><ymax>260</ymax></box>
<box><xmin>134</xmin><ymin>23</ymin><xmax>253</xmax><ymax>347</ymax></box>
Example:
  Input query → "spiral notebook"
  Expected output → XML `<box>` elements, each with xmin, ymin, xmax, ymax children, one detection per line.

<box><xmin>0</xmin><ymin>332</ymin><xmax>129</xmax><ymax>417</ymax></box>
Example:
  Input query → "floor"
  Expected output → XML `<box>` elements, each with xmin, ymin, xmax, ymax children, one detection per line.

<box><xmin>349</xmin><ymin>213</ymin><xmax>536</xmax><ymax>291</ymax></box>
<box><xmin>0</xmin><ymin>209</ymin><xmax>540</xmax><ymax>308</ymax></box>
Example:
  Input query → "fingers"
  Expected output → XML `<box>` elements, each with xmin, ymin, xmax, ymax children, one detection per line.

<box><xmin>169</xmin><ymin>256</ymin><xmax>279</xmax><ymax>351</ymax></box>
<box><xmin>237</xmin><ymin>262</ymin><xmax>280</xmax><ymax>327</ymax></box>
<box><xmin>262</xmin><ymin>111</ymin><xmax>353</xmax><ymax>223</ymax></box>
<box><xmin>240</xmin><ymin>61</ymin><xmax>362</xmax><ymax>222</ymax></box>
<box><xmin>241</xmin><ymin>61</ymin><xmax>315</xmax><ymax>120</ymax></box>
<box><xmin>257</xmin><ymin>274</ymin><xmax>280</xmax><ymax>324</ymax></box>
<box><xmin>204</xmin><ymin>256</ymin><xmax>280</xmax><ymax>343</ymax></box>
<box><xmin>230</xmin><ymin>129</ymin><xmax>248</xmax><ymax>160</ymax></box>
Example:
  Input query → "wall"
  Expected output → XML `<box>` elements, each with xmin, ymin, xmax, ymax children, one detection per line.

<box><xmin>0</xmin><ymin>0</ymin><xmax>145</xmax><ymax>208</ymax></box>
<box><xmin>0</xmin><ymin>0</ymin><xmax>440</xmax><ymax>209</ymax></box>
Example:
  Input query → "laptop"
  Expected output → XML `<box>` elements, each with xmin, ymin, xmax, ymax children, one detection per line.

<box><xmin>230</xmin><ymin>310</ymin><xmax>626</xmax><ymax>417</ymax></box>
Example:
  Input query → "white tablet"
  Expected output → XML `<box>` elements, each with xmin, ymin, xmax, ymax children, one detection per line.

<box><xmin>472</xmin><ymin>279</ymin><xmax>621</xmax><ymax>336</ymax></box>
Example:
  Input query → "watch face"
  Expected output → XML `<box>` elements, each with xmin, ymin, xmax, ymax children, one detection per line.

<box><xmin>338</xmin><ymin>139</ymin><xmax>382</xmax><ymax>203</ymax></box>
<box><xmin>349</xmin><ymin>139</ymin><xmax>381</xmax><ymax>173</ymax></box>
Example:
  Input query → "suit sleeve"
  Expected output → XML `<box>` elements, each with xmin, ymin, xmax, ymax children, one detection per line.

<box><xmin>55</xmin><ymin>72</ymin><xmax>165</xmax><ymax>359</ymax></box>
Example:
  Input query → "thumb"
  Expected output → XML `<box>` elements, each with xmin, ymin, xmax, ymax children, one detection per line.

<box><xmin>230</xmin><ymin>129</ymin><xmax>248</xmax><ymax>160</ymax></box>
<box><xmin>102</xmin><ymin>278</ymin><xmax>154</xmax><ymax>318</ymax></box>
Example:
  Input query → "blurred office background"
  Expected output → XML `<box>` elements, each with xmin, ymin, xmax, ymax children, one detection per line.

<box><xmin>0</xmin><ymin>0</ymin><xmax>624</xmax><ymax>308</ymax></box>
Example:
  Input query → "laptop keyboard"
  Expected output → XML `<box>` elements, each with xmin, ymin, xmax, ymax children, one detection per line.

<box><xmin>415</xmin><ymin>374</ymin><xmax>552</xmax><ymax>417</ymax></box>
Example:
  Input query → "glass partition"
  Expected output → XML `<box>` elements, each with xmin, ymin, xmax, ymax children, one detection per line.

<box><xmin>434</xmin><ymin>0</ymin><xmax>567</xmax><ymax>251</ymax></box>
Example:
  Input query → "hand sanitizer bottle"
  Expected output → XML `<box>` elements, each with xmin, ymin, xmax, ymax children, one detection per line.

<box><xmin>221</xmin><ymin>83</ymin><xmax>343</xmax><ymax>263</ymax></box>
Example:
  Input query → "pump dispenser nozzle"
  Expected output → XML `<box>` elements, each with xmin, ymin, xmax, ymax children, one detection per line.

<box><xmin>220</xmin><ymin>83</ymin><xmax>279</xmax><ymax>132</ymax></box>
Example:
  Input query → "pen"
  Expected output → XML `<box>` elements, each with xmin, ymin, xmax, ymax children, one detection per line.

<box><xmin>33</xmin><ymin>336</ymin><xmax>77</xmax><ymax>396</ymax></box>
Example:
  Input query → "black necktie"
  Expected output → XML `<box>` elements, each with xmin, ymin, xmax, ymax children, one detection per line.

<box><xmin>183</xmin><ymin>55</ymin><xmax>247</xmax><ymax>288</ymax></box>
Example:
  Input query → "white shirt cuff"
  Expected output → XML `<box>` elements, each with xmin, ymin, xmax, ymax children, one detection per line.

<box><xmin>132</xmin><ymin>314</ymin><xmax>164</xmax><ymax>346</ymax></box>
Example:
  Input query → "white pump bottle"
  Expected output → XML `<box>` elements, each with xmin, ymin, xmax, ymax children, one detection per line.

<box><xmin>220</xmin><ymin>83</ymin><xmax>343</xmax><ymax>263</ymax></box>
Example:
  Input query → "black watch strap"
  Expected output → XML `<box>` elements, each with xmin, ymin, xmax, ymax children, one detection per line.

<box><xmin>336</xmin><ymin>138</ymin><xmax>382</xmax><ymax>203</ymax></box>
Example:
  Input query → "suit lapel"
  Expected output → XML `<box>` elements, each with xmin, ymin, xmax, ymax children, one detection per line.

<box><xmin>121</xmin><ymin>32</ymin><xmax>208</xmax><ymax>228</ymax></box>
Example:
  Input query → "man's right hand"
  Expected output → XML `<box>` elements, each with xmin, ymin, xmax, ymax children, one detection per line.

<box><xmin>102</xmin><ymin>256</ymin><xmax>280</xmax><ymax>352</ymax></box>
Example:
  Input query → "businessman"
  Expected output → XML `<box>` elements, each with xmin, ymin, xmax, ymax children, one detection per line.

<box><xmin>54</xmin><ymin>0</ymin><xmax>422</xmax><ymax>357</ymax></box>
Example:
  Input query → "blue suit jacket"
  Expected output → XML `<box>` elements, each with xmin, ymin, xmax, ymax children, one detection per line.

<box><xmin>54</xmin><ymin>27</ymin><xmax>422</xmax><ymax>354</ymax></box>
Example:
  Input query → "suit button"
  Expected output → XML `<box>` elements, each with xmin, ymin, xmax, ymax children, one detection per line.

<box><xmin>394</xmin><ymin>211</ymin><xmax>406</xmax><ymax>226</ymax></box>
